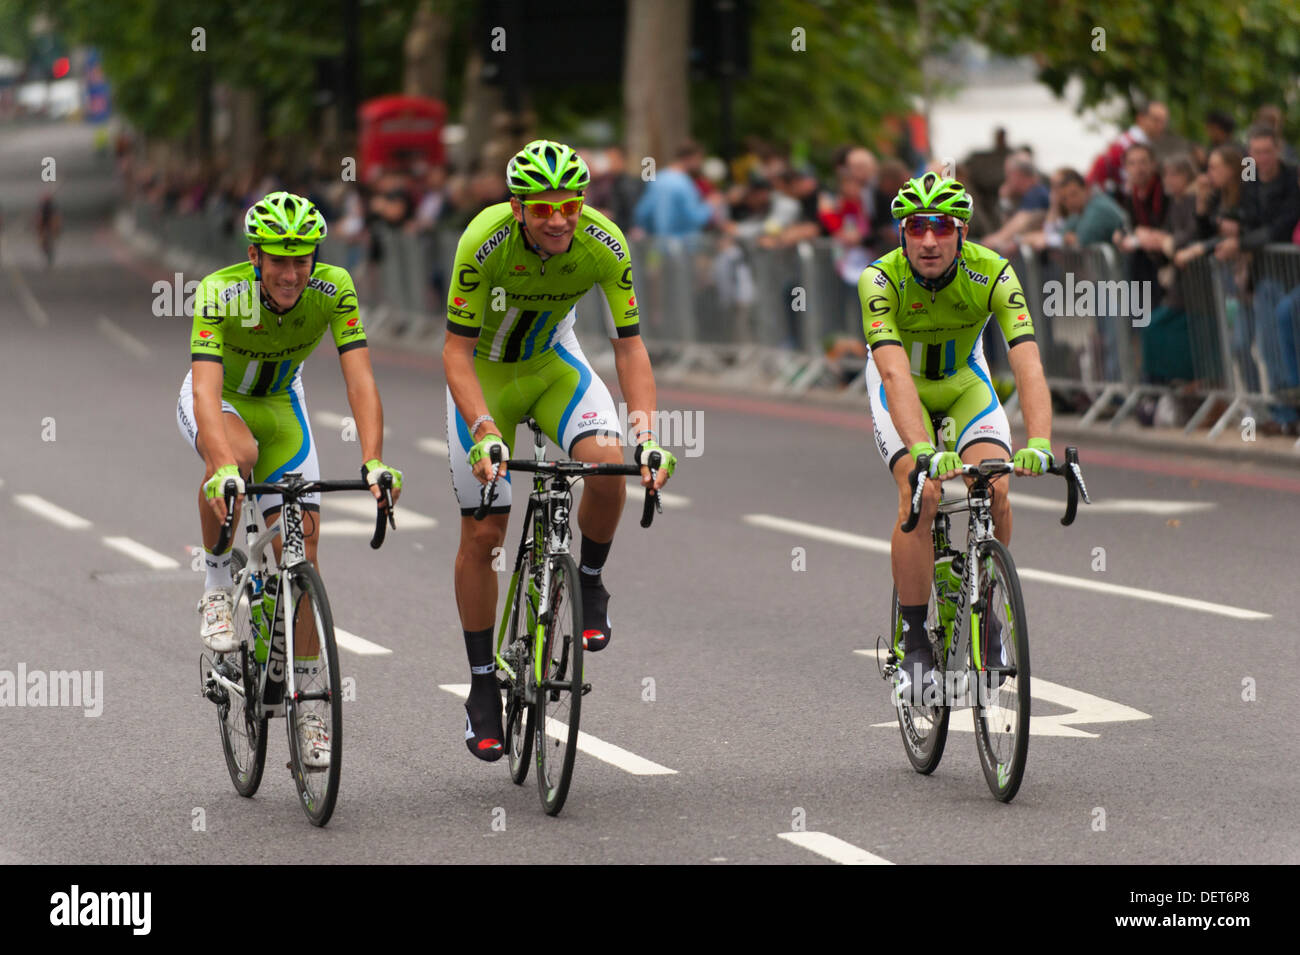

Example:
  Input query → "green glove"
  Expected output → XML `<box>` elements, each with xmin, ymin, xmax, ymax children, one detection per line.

<box><xmin>1012</xmin><ymin>438</ymin><xmax>1054</xmax><ymax>475</ymax></box>
<box><xmin>635</xmin><ymin>439</ymin><xmax>676</xmax><ymax>478</ymax></box>
<box><xmin>204</xmin><ymin>464</ymin><xmax>245</xmax><ymax>500</ymax></box>
<box><xmin>910</xmin><ymin>441</ymin><xmax>962</xmax><ymax>478</ymax></box>
<box><xmin>468</xmin><ymin>434</ymin><xmax>508</xmax><ymax>469</ymax></box>
<box><xmin>362</xmin><ymin>458</ymin><xmax>403</xmax><ymax>491</ymax></box>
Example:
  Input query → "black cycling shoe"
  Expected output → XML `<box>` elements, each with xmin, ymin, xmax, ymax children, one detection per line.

<box><xmin>580</xmin><ymin>579</ymin><xmax>612</xmax><ymax>652</ymax></box>
<box><xmin>894</xmin><ymin>645</ymin><xmax>939</xmax><ymax>708</ymax></box>
<box><xmin>464</xmin><ymin>681</ymin><xmax>504</xmax><ymax>762</ymax></box>
<box><xmin>982</xmin><ymin>616</ymin><xmax>1009</xmax><ymax>688</ymax></box>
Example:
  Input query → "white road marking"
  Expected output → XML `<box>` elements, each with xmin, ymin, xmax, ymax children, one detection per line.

<box><xmin>14</xmin><ymin>494</ymin><xmax>91</xmax><ymax>529</ymax></box>
<box><xmin>8</xmin><ymin>266</ymin><xmax>48</xmax><ymax>326</ymax></box>
<box><xmin>320</xmin><ymin>496</ymin><xmax>436</xmax><ymax>536</ymax></box>
<box><xmin>746</xmin><ymin>514</ymin><xmax>1269</xmax><ymax>620</ymax></box>
<box><xmin>624</xmin><ymin>484</ymin><xmax>690</xmax><ymax>509</ymax></box>
<box><xmin>96</xmin><ymin>315</ymin><xmax>152</xmax><ymax>359</ymax></box>
<box><xmin>857</xmin><ymin>649</ymin><xmax>1151</xmax><ymax>738</ymax></box>
<box><xmin>312</xmin><ymin>410</ymin><xmax>391</xmax><ymax>437</ymax></box>
<box><xmin>1007</xmin><ymin>492</ymin><xmax>1214</xmax><ymax>516</ymax></box>
<box><xmin>439</xmin><ymin>683</ymin><xmax>677</xmax><ymax>776</ymax></box>
<box><xmin>778</xmin><ymin>832</ymin><xmax>894</xmax><ymax>865</ymax></box>
<box><xmin>335</xmin><ymin>628</ymin><xmax>393</xmax><ymax>656</ymax></box>
<box><xmin>418</xmin><ymin>438</ymin><xmax>449</xmax><ymax>457</ymax></box>
<box><xmin>101</xmin><ymin>537</ymin><xmax>180</xmax><ymax>570</ymax></box>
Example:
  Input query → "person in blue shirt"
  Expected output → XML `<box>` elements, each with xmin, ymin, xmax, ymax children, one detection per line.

<box><xmin>633</xmin><ymin>140</ymin><xmax>721</xmax><ymax>241</ymax></box>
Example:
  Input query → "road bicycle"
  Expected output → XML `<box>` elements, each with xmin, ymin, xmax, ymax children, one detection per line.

<box><xmin>877</xmin><ymin>445</ymin><xmax>1089</xmax><ymax>802</ymax></box>
<box><xmin>475</xmin><ymin>418</ymin><xmax>662</xmax><ymax>815</ymax></box>
<box><xmin>200</xmin><ymin>470</ymin><xmax>394</xmax><ymax>826</ymax></box>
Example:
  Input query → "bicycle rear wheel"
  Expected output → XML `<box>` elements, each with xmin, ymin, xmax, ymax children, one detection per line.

<box><xmin>891</xmin><ymin>584</ymin><xmax>950</xmax><ymax>775</ymax></box>
<box><xmin>971</xmin><ymin>540</ymin><xmax>1030</xmax><ymax>802</ymax></box>
<box><xmin>219</xmin><ymin>549</ymin><xmax>267</xmax><ymax>796</ymax></box>
<box><xmin>536</xmin><ymin>553</ymin><xmax>583</xmax><ymax>816</ymax></box>
<box><xmin>505</xmin><ymin>559</ymin><xmax>537</xmax><ymax>786</ymax></box>
<box><xmin>282</xmin><ymin>562</ymin><xmax>343</xmax><ymax>826</ymax></box>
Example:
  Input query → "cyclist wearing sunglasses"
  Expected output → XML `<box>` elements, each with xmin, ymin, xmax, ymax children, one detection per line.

<box><xmin>442</xmin><ymin>139</ymin><xmax>677</xmax><ymax>760</ymax></box>
<box><xmin>858</xmin><ymin>172</ymin><xmax>1054</xmax><ymax>705</ymax></box>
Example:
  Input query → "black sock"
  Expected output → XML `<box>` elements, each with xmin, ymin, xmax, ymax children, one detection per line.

<box><xmin>579</xmin><ymin>535</ymin><xmax>612</xmax><ymax>586</ymax></box>
<box><xmin>464</xmin><ymin>626</ymin><xmax>496</xmax><ymax>688</ymax></box>
<box><xmin>899</xmin><ymin>603</ymin><xmax>931</xmax><ymax>661</ymax></box>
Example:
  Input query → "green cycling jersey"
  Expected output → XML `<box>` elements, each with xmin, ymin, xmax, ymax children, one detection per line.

<box><xmin>858</xmin><ymin>240</ymin><xmax>1035</xmax><ymax>377</ymax></box>
<box><xmin>189</xmin><ymin>261</ymin><xmax>367</xmax><ymax>394</ymax></box>
<box><xmin>445</xmin><ymin>202</ymin><xmax>641</xmax><ymax>362</ymax></box>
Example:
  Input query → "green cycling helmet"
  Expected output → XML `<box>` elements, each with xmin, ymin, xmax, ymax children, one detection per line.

<box><xmin>890</xmin><ymin>172</ymin><xmax>973</xmax><ymax>222</ymax></box>
<box><xmin>244</xmin><ymin>191</ymin><xmax>327</xmax><ymax>255</ymax></box>
<box><xmin>506</xmin><ymin>139</ymin><xmax>590</xmax><ymax>195</ymax></box>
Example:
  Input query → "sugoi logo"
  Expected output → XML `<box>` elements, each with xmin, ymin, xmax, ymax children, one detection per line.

<box><xmin>199</xmin><ymin>330</ymin><xmax>213</xmax><ymax>339</ymax></box>
<box><xmin>514</xmin><ymin>265</ymin><xmax>526</xmax><ymax>271</ymax></box>
<box><xmin>346</xmin><ymin>318</ymin><xmax>359</xmax><ymax>327</ymax></box>
<box><xmin>582</xmin><ymin>411</ymin><xmax>597</xmax><ymax>419</ymax></box>
<box><xmin>453</xmin><ymin>297</ymin><xmax>467</xmax><ymax>306</ymax></box>
<box><xmin>628</xmin><ymin>296</ymin><xmax>636</xmax><ymax>306</ymax></box>
<box><xmin>871</xmin><ymin>320</ymin><xmax>884</xmax><ymax>328</ymax></box>
<box><xmin>911</xmin><ymin>303</ymin><xmax>923</xmax><ymax>309</ymax></box>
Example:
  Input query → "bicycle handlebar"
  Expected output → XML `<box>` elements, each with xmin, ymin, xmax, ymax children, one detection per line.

<box><xmin>213</xmin><ymin>471</ymin><xmax>395</xmax><ymax>554</ymax></box>
<box><xmin>472</xmin><ymin>444</ymin><xmax>664</xmax><ymax>527</ymax></box>
<box><xmin>901</xmin><ymin>446</ymin><xmax>1090</xmax><ymax>533</ymax></box>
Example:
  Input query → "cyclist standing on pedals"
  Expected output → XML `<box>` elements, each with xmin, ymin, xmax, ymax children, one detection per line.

<box><xmin>179</xmin><ymin>191</ymin><xmax>403</xmax><ymax>766</ymax></box>
<box><xmin>859</xmin><ymin>173</ymin><xmax>1054</xmax><ymax>706</ymax></box>
<box><xmin>443</xmin><ymin>140</ymin><xmax>676</xmax><ymax>761</ymax></box>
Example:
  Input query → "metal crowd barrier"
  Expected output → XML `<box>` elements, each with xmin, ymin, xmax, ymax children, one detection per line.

<box><xmin>121</xmin><ymin>200</ymin><xmax>1300</xmax><ymax>446</ymax></box>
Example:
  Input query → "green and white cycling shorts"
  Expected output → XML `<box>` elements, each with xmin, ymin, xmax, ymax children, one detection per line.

<box><xmin>866</xmin><ymin>351</ymin><xmax>1012</xmax><ymax>472</ymax></box>
<box><xmin>446</xmin><ymin>328</ymin><xmax>620</xmax><ymax>515</ymax></box>
<box><xmin>177</xmin><ymin>369</ymin><xmax>321</xmax><ymax>516</ymax></box>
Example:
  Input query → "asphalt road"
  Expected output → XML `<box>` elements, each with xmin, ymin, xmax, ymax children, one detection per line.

<box><xmin>1</xmin><ymin>122</ymin><xmax>1297</xmax><ymax>864</ymax></box>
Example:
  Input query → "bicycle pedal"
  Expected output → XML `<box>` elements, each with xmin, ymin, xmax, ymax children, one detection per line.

<box><xmin>581</xmin><ymin>682</ymin><xmax>592</xmax><ymax>696</ymax></box>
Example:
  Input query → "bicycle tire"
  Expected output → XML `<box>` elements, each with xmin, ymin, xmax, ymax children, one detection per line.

<box><xmin>891</xmin><ymin>583</ymin><xmax>950</xmax><ymax>775</ymax></box>
<box><xmin>536</xmin><ymin>553</ymin><xmax>583</xmax><ymax>816</ymax></box>
<box><xmin>282</xmin><ymin>562</ymin><xmax>343</xmax><ymax>826</ymax></box>
<box><xmin>971</xmin><ymin>539</ymin><xmax>1031</xmax><ymax>802</ymax></box>
<box><xmin>219</xmin><ymin>549</ymin><xmax>268</xmax><ymax>797</ymax></box>
<box><xmin>505</xmin><ymin>558</ymin><xmax>537</xmax><ymax>785</ymax></box>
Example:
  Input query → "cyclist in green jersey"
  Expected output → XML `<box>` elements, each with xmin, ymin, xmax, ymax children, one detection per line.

<box><xmin>179</xmin><ymin>192</ymin><xmax>403</xmax><ymax>763</ymax></box>
<box><xmin>443</xmin><ymin>140</ymin><xmax>677</xmax><ymax>761</ymax></box>
<box><xmin>858</xmin><ymin>173</ymin><xmax>1054</xmax><ymax>705</ymax></box>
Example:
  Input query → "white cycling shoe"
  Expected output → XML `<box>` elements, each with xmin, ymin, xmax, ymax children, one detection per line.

<box><xmin>198</xmin><ymin>588</ymin><xmax>237</xmax><ymax>654</ymax></box>
<box><xmin>296</xmin><ymin>713</ymin><xmax>331</xmax><ymax>770</ymax></box>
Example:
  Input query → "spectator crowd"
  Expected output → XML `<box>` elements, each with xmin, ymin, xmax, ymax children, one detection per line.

<box><xmin>120</xmin><ymin>98</ymin><xmax>1300</xmax><ymax>433</ymax></box>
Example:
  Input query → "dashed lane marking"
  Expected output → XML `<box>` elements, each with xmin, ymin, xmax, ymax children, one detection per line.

<box><xmin>439</xmin><ymin>684</ymin><xmax>677</xmax><ymax>776</ymax></box>
<box><xmin>778</xmin><ymin>832</ymin><xmax>894</xmax><ymax>865</ymax></box>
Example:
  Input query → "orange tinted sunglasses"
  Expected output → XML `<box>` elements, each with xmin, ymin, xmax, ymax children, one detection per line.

<box><xmin>521</xmin><ymin>197</ymin><xmax>584</xmax><ymax>219</ymax></box>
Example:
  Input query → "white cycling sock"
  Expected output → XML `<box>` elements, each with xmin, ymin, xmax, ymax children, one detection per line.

<box><xmin>204</xmin><ymin>549</ymin><xmax>232</xmax><ymax>590</ymax></box>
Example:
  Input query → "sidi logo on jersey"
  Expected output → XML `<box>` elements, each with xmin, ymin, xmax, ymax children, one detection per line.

<box><xmin>474</xmin><ymin>226</ymin><xmax>511</xmax><ymax>265</ymax></box>
<box><xmin>583</xmin><ymin>223</ymin><xmax>625</xmax><ymax>260</ymax></box>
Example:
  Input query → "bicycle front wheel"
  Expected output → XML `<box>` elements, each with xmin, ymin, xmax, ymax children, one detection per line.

<box><xmin>505</xmin><ymin>559</ymin><xmax>537</xmax><ymax>786</ymax></box>
<box><xmin>891</xmin><ymin>584</ymin><xmax>950</xmax><ymax>775</ymax></box>
<box><xmin>282</xmin><ymin>562</ymin><xmax>343</xmax><ymax>826</ymax></box>
<box><xmin>219</xmin><ymin>549</ymin><xmax>268</xmax><ymax>796</ymax></box>
<box><xmin>536</xmin><ymin>553</ymin><xmax>583</xmax><ymax>816</ymax></box>
<box><xmin>971</xmin><ymin>539</ymin><xmax>1031</xmax><ymax>802</ymax></box>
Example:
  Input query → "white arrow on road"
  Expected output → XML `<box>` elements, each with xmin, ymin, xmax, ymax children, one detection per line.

<box><xmin>857</xmin><ymin>649</ymin><xmax>1150</xmax><ymax>738</ymax></box>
